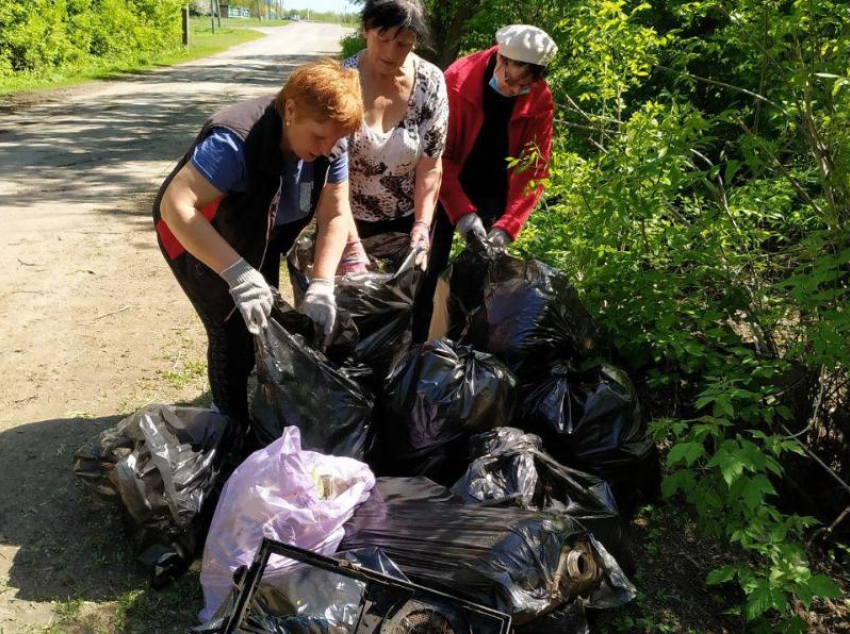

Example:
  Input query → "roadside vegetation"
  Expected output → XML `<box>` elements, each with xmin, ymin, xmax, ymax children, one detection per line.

<box><xmin>404</xmin><ymin>0</ymin><xmax>849</xmax><ymax>630</ymax></box>
<box><xmin>0</xmin><ymin>2</ymin><xmax>276</xmax><ymax>95</ymax></box>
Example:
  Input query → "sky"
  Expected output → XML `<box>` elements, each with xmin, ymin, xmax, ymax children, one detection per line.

<box><xmin>282</xmin><ymin>0</ymin><xmax>353</xmax><ymax>13</ymax></box>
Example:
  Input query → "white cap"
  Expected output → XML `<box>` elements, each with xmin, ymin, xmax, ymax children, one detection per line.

<box><xmin>495</xmin><ymin>24</ymin><xmax>557</xmax><ymax>67</ymax></box>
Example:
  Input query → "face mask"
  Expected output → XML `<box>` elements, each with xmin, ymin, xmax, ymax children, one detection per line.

<box><xmin>489</xmin><ymin>73</ymin><xmax>530</xmax><ymax>97</ymax></box>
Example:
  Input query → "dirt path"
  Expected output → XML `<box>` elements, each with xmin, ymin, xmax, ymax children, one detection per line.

<box><xmin>0</xmin><ymin>24</ymin><xmax>350</xmax><ymax>632</ymax></box>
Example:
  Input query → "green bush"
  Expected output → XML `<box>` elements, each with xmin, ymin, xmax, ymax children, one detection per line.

<box><xmin>339</xmin><ymin>31</ymin><xmax>364</xmax><ymax>60</ymax></box>
<box><xmin>514</xmin><ymin>0</ymin><xmax>848</xmax><ymax>627</ymax></box>
<box><xmin>0</xmin><ymin>0</ymin><xmax>184</xmax><ymax>79</ymax></box>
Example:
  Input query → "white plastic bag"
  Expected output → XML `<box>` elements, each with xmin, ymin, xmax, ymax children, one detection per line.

<box><xmin>199</xmin><ymin>426</ymin><xmax>376</xmax><ymax>621</ymax></box>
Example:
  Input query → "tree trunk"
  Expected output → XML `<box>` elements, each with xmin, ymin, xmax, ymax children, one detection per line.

<box><xmin>425</xmin><ymin>0</ymin><xmax>483</xmax><ymax>69</ymax></box>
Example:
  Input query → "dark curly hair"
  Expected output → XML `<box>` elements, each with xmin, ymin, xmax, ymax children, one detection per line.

<box><xmin>360</xmin><ymin>0</ymin><xmax>429</xmax><ymax>45</ymax></box>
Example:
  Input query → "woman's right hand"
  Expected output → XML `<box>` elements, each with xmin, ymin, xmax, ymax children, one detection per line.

<box><xmin>457</xmin><ymin>212</ymin><xmax>487</xmax><ymax>246</ymax></box>
<box><xmin>220</xmin><ymin>258</ymin><xmax>273</xmax><ymax>335</ymax></box>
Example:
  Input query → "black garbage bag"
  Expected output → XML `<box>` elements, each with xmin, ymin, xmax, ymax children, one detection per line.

<box><xmin>340</xmin><ymin>477</ymin><xmax>636</xmax><ymax>624</ymax></box>
<box><xmin>378</xmin><ymin>339</ymin><xmax>518</xmax><ymax>484</ymax></box>
<box><xmin>439</xmin><ymin>245</ymin><xmax>492</xmax><ymax>341</ymax></box>
<box><xmin>251</xmin><ymin>300</ymin><xmax>376</xmax><ymax>460</ymax></box>
<box><xmin>288</xmin><ymin>232</ymin><xmax>422</xmax><ymax>383</ymax></box>
<box><xmin>440</xmin><ymin>247</ymin><xmax>598</xmax><ymax>380</ymax></box>
<box><xmin>451</xmin><ymin>427</ymin><xmax>633</xmax><ymax>573</ymax></box>
<box><xmin>470</xmin><ymin>255</ymin><xmax>599</xmax><ymax>380</ymax></box>
<box><xmin>73</xmin><ymin>404</ymin><xmax>233</xmax><ymax>587</ymax></box>
<box><xmin>521</xmin><ymin>362</ymin><xmax>660</xmax><ymax>513</ymax></box>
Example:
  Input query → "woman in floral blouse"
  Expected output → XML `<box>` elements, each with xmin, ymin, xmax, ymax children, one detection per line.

<box><xmin>339</xmin><ymin>0</ymin><xmax>448</xmax><ymax>334</ymax></box>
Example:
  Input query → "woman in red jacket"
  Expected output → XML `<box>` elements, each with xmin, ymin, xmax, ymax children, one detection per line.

<box><xmin>412</xmin><ymin>24</ymin><xmax>557</xmax><ymax>342</ymax></box>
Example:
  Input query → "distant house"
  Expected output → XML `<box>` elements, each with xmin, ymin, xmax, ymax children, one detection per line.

<box><xmin>219</xmin><ymin>4</ymin><xmax>252</xmax><ymax>18</ymax></box>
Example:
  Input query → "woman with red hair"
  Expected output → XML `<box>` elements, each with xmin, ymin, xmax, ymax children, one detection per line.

<box><xmin>153</xmin><ymin>58</ymin><xmax>363</xmax><ymax>425</ymax></box>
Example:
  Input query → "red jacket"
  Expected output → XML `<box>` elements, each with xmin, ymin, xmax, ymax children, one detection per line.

<box><xmin>440</xmin><ymin>46</ymin><xmax>554</xmax><ymax>240</ymax></box>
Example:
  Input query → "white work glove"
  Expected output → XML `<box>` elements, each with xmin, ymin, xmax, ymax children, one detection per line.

<box><xmin>456</xmin><ymin>212</ymin><xmax>487</xmax><ymax>247</ymax></box>
<box><xmin>409</xmin><ymin>220</ymin><xmax>431</xmax><ymax>271</ymax></box>
<box><xmin>220</xmin><ymin>258</ymin><xmax>273</xmax><ymax>335</ymax></box>
<box><xmin>302</xmin><ymin>278</ymin><xmax>337</xmax><ymax>337</ymax></box>
<box><xmin>336</xmin><ymin>238</ymin><xmax>369</xmax><ymax>275</ymax></box>
<box><xmin>487</xmin><ymin>228</ymin><xmax>511</xmax><ymax>251</ymax></box>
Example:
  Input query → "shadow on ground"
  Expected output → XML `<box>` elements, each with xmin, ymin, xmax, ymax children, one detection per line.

<box><xmin>0</xmin><ymin>392</ymin><xmax>213</xmax><ymax>632</ymax></box>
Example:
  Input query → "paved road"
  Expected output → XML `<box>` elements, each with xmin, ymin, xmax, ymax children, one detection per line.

<box><xmin>0</xmin><ymin>23</ymin><xmax>350</xmax><ymax>234</ymax></box>
<box><xmin>0</xmin><ymin>23</ymin><xmax>351</xmax><ymax>631</ymax></box>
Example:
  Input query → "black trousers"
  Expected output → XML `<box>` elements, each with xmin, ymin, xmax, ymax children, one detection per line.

<box><xmin>159</xmin><ymin>218</ymin><xmax>310</xmax><ymax>426</ymax></box>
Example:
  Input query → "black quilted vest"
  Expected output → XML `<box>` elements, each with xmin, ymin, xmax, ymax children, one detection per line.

<box><xmin>153</xmin><ymin>94</ymin><xmax>329</xmax><ymax>269</ymax></box>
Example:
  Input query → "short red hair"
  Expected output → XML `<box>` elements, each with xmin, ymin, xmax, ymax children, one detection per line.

<box><xmin>276</xmin><ymin>58</ymin><xmax>362</xmax><ymax>134</ymax></box>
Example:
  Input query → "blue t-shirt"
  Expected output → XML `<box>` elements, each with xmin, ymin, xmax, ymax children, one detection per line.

<box><xmin>191</xmin><ymin>127</ymin><xmax>348</xmax><ymax>226</ymax></box>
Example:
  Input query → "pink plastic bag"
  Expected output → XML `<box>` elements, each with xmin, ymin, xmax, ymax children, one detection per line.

<box><xmin>199</xmin><ymin>426</ymin><xmax>376</xmax><ymax>621</ymax></box>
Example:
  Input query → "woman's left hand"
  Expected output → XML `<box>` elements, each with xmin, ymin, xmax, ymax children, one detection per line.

<box><xmin>409</xmin><ymin>220</ymin><xmax>431</xmax><ymax>270</ymax></box>
<box><xmin>487</xmin><ymin>228</ymin><xmax>511</xmax><ymax>252</ymax></box>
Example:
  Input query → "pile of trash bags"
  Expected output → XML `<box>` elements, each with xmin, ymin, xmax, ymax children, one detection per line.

<box><xmin>439</xmin><ymin>245</ymin><xmax>660</xmax><ymax>511</ymax></box>
<box><xmin>73</xmin><ymin>237</ymin><xmax>659</xmax><ymax>631</ymax></box>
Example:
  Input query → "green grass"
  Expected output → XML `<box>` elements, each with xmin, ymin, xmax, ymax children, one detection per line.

<box><xmin>0</xmin><ymin>18</ymin><xmax>280</xmax><ymax>97</ymax></box>
<box><xmin>158</xmin><ymin>359</ymin><xmax>207</xmax><ymax>390</ymax></box>
<box><xmin>113</xmin><ymin>576</ymin><xmax>204</xmax><ymax>633</ymax></box>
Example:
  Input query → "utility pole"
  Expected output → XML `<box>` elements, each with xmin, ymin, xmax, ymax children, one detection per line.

<box><xmin>182</xmin><ymin>5</ymin><xmax>190</xmax><ymax>46</ymax></box>
<box><xmin>209</xmin><ymin>0</ymin><xmax>216</xmax><ymax>33</ymax></box>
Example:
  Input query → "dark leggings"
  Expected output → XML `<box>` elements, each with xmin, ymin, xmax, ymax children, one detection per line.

<box><xmin>161</xmin><ymin>222</ymin><xmax>306</xmax><ymax>426</ymax></box>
